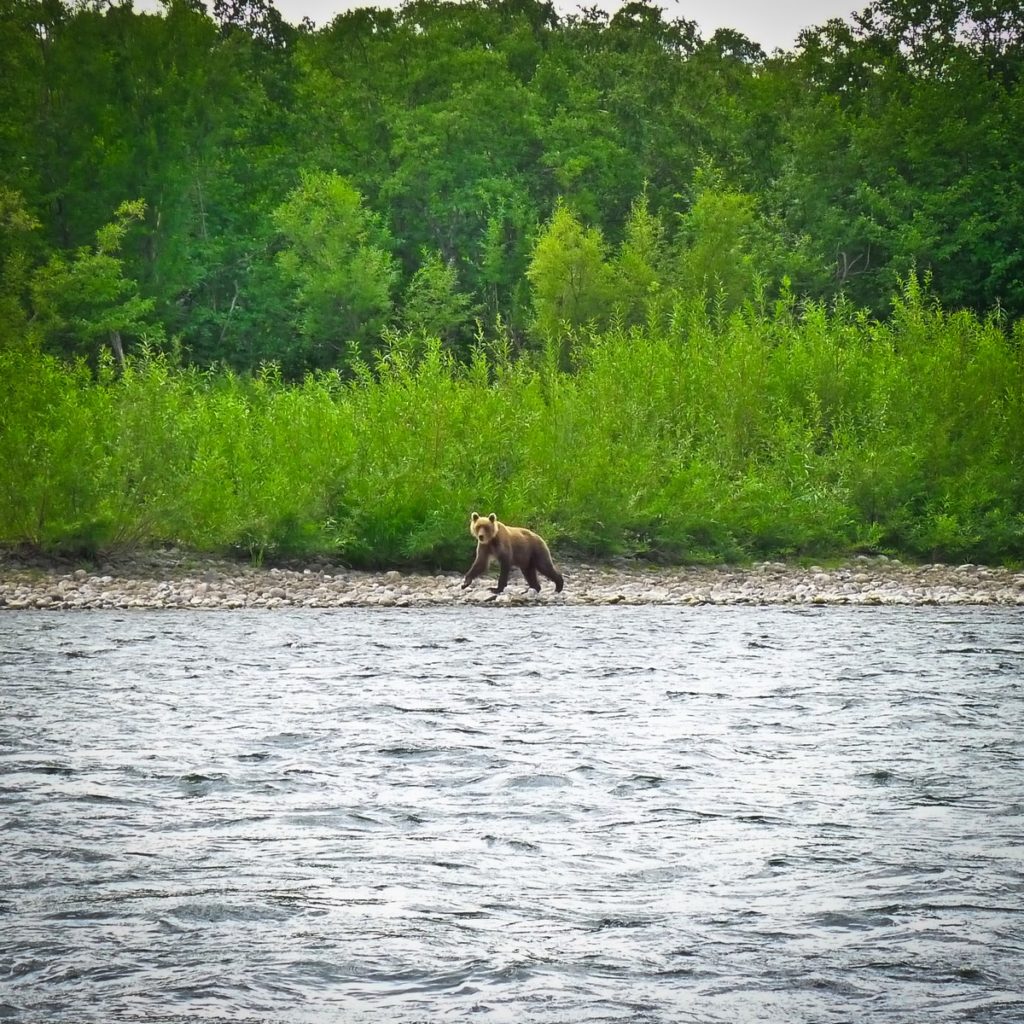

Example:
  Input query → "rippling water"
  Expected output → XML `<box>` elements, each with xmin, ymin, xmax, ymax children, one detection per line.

<box><xmin>2</xmin><ymin>606</ymin><xmax>1023</xmax><ymax>1023</ymax></box>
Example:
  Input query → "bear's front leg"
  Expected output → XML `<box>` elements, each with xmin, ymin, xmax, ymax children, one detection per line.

<box><xmin>462</xmin><ymin>550</ymin><xmax>490</xmax><ymax>588</ymax></box>
<box><xmin>491</xmin><ymin>560</ymin><xmax>511</xmax><ymax>594</ymax></box>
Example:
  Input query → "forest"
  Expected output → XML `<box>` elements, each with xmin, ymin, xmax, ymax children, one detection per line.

<box><xmin>1</xmin><ymin>0</ymin><xmax>1023</xmax><ymax>565</ymax></box>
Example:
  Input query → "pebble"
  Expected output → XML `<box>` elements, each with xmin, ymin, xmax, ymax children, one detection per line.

<box><xmin>1</xmin><ymin>550</ymin><xmax>1022</xmax><ymax>610</ymax></box>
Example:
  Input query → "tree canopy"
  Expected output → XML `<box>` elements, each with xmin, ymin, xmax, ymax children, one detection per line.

<box><xmin>1</xmin><ymin>0</ymin><xmax>1021</xmax><ymax>372</ymax></box>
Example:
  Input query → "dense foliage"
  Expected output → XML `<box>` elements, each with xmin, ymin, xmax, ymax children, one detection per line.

<box><xmin>1</xmin><ymin>0</ymin><xmax>1022</xmax><ymax>563</ymax></box>
<box><xmin>2</xmin><ymin>283</ymin><xmax>1022</xmax><ymax>564</ymax></box>
<box><xmin>3</xmin><ymin>0</ymin><xmax>1024</xmax><ymax>368</ymax></box>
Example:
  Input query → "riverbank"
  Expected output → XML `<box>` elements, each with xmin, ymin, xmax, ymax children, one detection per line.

<box><xmin>1</xmin><ymin>548</ymin><xmax>1022</xmax><ymax>609</ymax></box>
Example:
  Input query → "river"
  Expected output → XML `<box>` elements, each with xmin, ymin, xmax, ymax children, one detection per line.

<box><xmin>2</xmin><ymin>606</ymin><xmax>1022</xmax><ymax>1023</ymax></box>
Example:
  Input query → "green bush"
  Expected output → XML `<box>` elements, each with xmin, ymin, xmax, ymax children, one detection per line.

<box><xmin>2</xmin><ymin>282</ymin><xmax>1021</xmax><ymax>566</ymax></box>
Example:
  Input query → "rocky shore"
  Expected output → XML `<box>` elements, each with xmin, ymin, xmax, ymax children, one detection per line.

<box><xmin>1</xmin><ymin>548</ymin><xmax>1022</xmax><ymax>610</ymax></box>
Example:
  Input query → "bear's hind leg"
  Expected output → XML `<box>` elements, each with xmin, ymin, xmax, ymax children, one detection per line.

<box><xmin>537</xmin><ymin>552</ymin><xmax>564</xmax><ymax>593</ymax></box>
<box><xmin>523</xmin><ymin>563</ymin><xmax>542</xmax><ymax>592</ymax></box>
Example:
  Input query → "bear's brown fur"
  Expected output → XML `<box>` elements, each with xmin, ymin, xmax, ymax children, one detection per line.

<box><xmin>461</xmin><ymin>512</ymin><xmax>564</xmax><ymax>594</ymax></box>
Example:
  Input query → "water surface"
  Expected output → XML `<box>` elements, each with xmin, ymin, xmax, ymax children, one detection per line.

<box><xmin>2</xmin><ymin>606</ymin><xmax>1023</xmax><ymax>1022</ymax></box>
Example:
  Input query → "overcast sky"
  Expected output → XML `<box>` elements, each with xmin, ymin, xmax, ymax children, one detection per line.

<box><xmin>136</xmin><ymin>0</ymin><xmax>862</xmax><ymax>54</ymax></box>
<box><xmin>289</xmin><ymin>0</ymin><xmax>861</xmax><ymax>52</ymax></box>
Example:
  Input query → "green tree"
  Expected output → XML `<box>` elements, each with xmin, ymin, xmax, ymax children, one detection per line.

<box><xmin>674</xmin><ymin>168</ymin><xmax>765</xmax><ymax>311</ymax></box>
<box><xmin>273</xmin><ymin>170</ymin><xmax>398</xmax><ymax>369</ymax></box>
<box><xmin>478</xmin><ymin>185</ymin><xmax>539</xmax><ymax>342</ymax></box>
<box><xmin>774</xmin><ymin>0</ymin><xmax>1024</xmax><ymax>315</ymax></box>
<box><xmin>0</xmin><ymin>188</ymin><xmax>41</xmax><ymax>348</ymax></box>
<box><xmin>30</xmin><ymin>199</ymin><xmax>161</xmax><ymax>367</ymax></box>
<box><xmin>401</xmin><ymin>249</ymin><xmax>479</xmax><ymax>351</ymax></box>
<box><xmin>526</xmin><ymin>200</ymin><xmax>612</xmax><ymax>343</ymax></box>
<box><xmin>611</xmin><ymin>189</ymin><xmax>669</xmax><ymax>326</ymax></box>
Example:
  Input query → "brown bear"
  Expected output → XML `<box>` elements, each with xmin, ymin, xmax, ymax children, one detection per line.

<box><xmin>461</xmin><ymin>512</ymin><xmax>564</xmax><ymax>594</ymax></box>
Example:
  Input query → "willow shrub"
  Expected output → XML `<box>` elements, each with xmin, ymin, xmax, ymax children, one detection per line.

<box><xmin>1</xmin><ymin>282</ymin><xmax>1022</xmax><ymax>565</ymax></box>
<box><xmin>0</xmin><ymin>345</ymin><xmax>111</xmax><ymax>551</ymax></box>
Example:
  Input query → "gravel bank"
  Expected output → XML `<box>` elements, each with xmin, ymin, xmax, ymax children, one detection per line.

<box><xmin>1</xmin><ymin>549</ymin><xmax>1022</xmax><ymax>610</ymax></box>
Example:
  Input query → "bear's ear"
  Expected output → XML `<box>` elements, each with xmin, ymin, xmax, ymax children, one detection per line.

<box><xmin>488</xmin><ymin>513</ymin><xmax>497</xmax><ymax>523</ymax></box>
<box><xmin>471</xmin><ymin>512</ymin><xmax>479</xmax><ymax>522</ymax></box>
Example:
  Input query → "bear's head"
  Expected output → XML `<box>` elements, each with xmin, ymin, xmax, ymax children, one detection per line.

<box><xmin>470</xmin><ymin>511</ymin><xmax>498</xmax><ymax>544</ymax></box>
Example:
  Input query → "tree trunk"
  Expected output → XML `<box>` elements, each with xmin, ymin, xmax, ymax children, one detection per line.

<box><xmin>109</xmin><ymin>329</ymin><xmax>125</xmax><ymax>370</ymax></box>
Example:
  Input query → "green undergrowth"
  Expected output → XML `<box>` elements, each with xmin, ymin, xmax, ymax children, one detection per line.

<box><xmin>2</xmin><ymin>283</ymin><xmax>1023</xmax><ymax>567</ymax></box>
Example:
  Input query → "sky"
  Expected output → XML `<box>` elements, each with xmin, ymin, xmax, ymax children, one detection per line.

<box><xmin>137</xmin><ymin>0</ymin><xmax>862</xmax><ymax>54</ymax></box>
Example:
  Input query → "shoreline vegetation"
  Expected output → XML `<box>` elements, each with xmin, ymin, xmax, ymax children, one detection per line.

<box><xmin>2</xmin><ymin>286</ymin><xmax>1023</xmax><ymax>569</ymax></box>
<box><xmin>3</xmin><ymin>2</ymin><xmax>1023</xmax><ymax>577</ymax></box>
<box><xmin>2</xmin><ymin>548</ymin><xmax>1023</xmax><ymax>609</ymax></box>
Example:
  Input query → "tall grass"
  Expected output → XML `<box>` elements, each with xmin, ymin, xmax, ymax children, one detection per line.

<box><xmin>2</xmin><ymin>281</ymin><xmax>1022</xmax><ymax>565</ymax></box>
